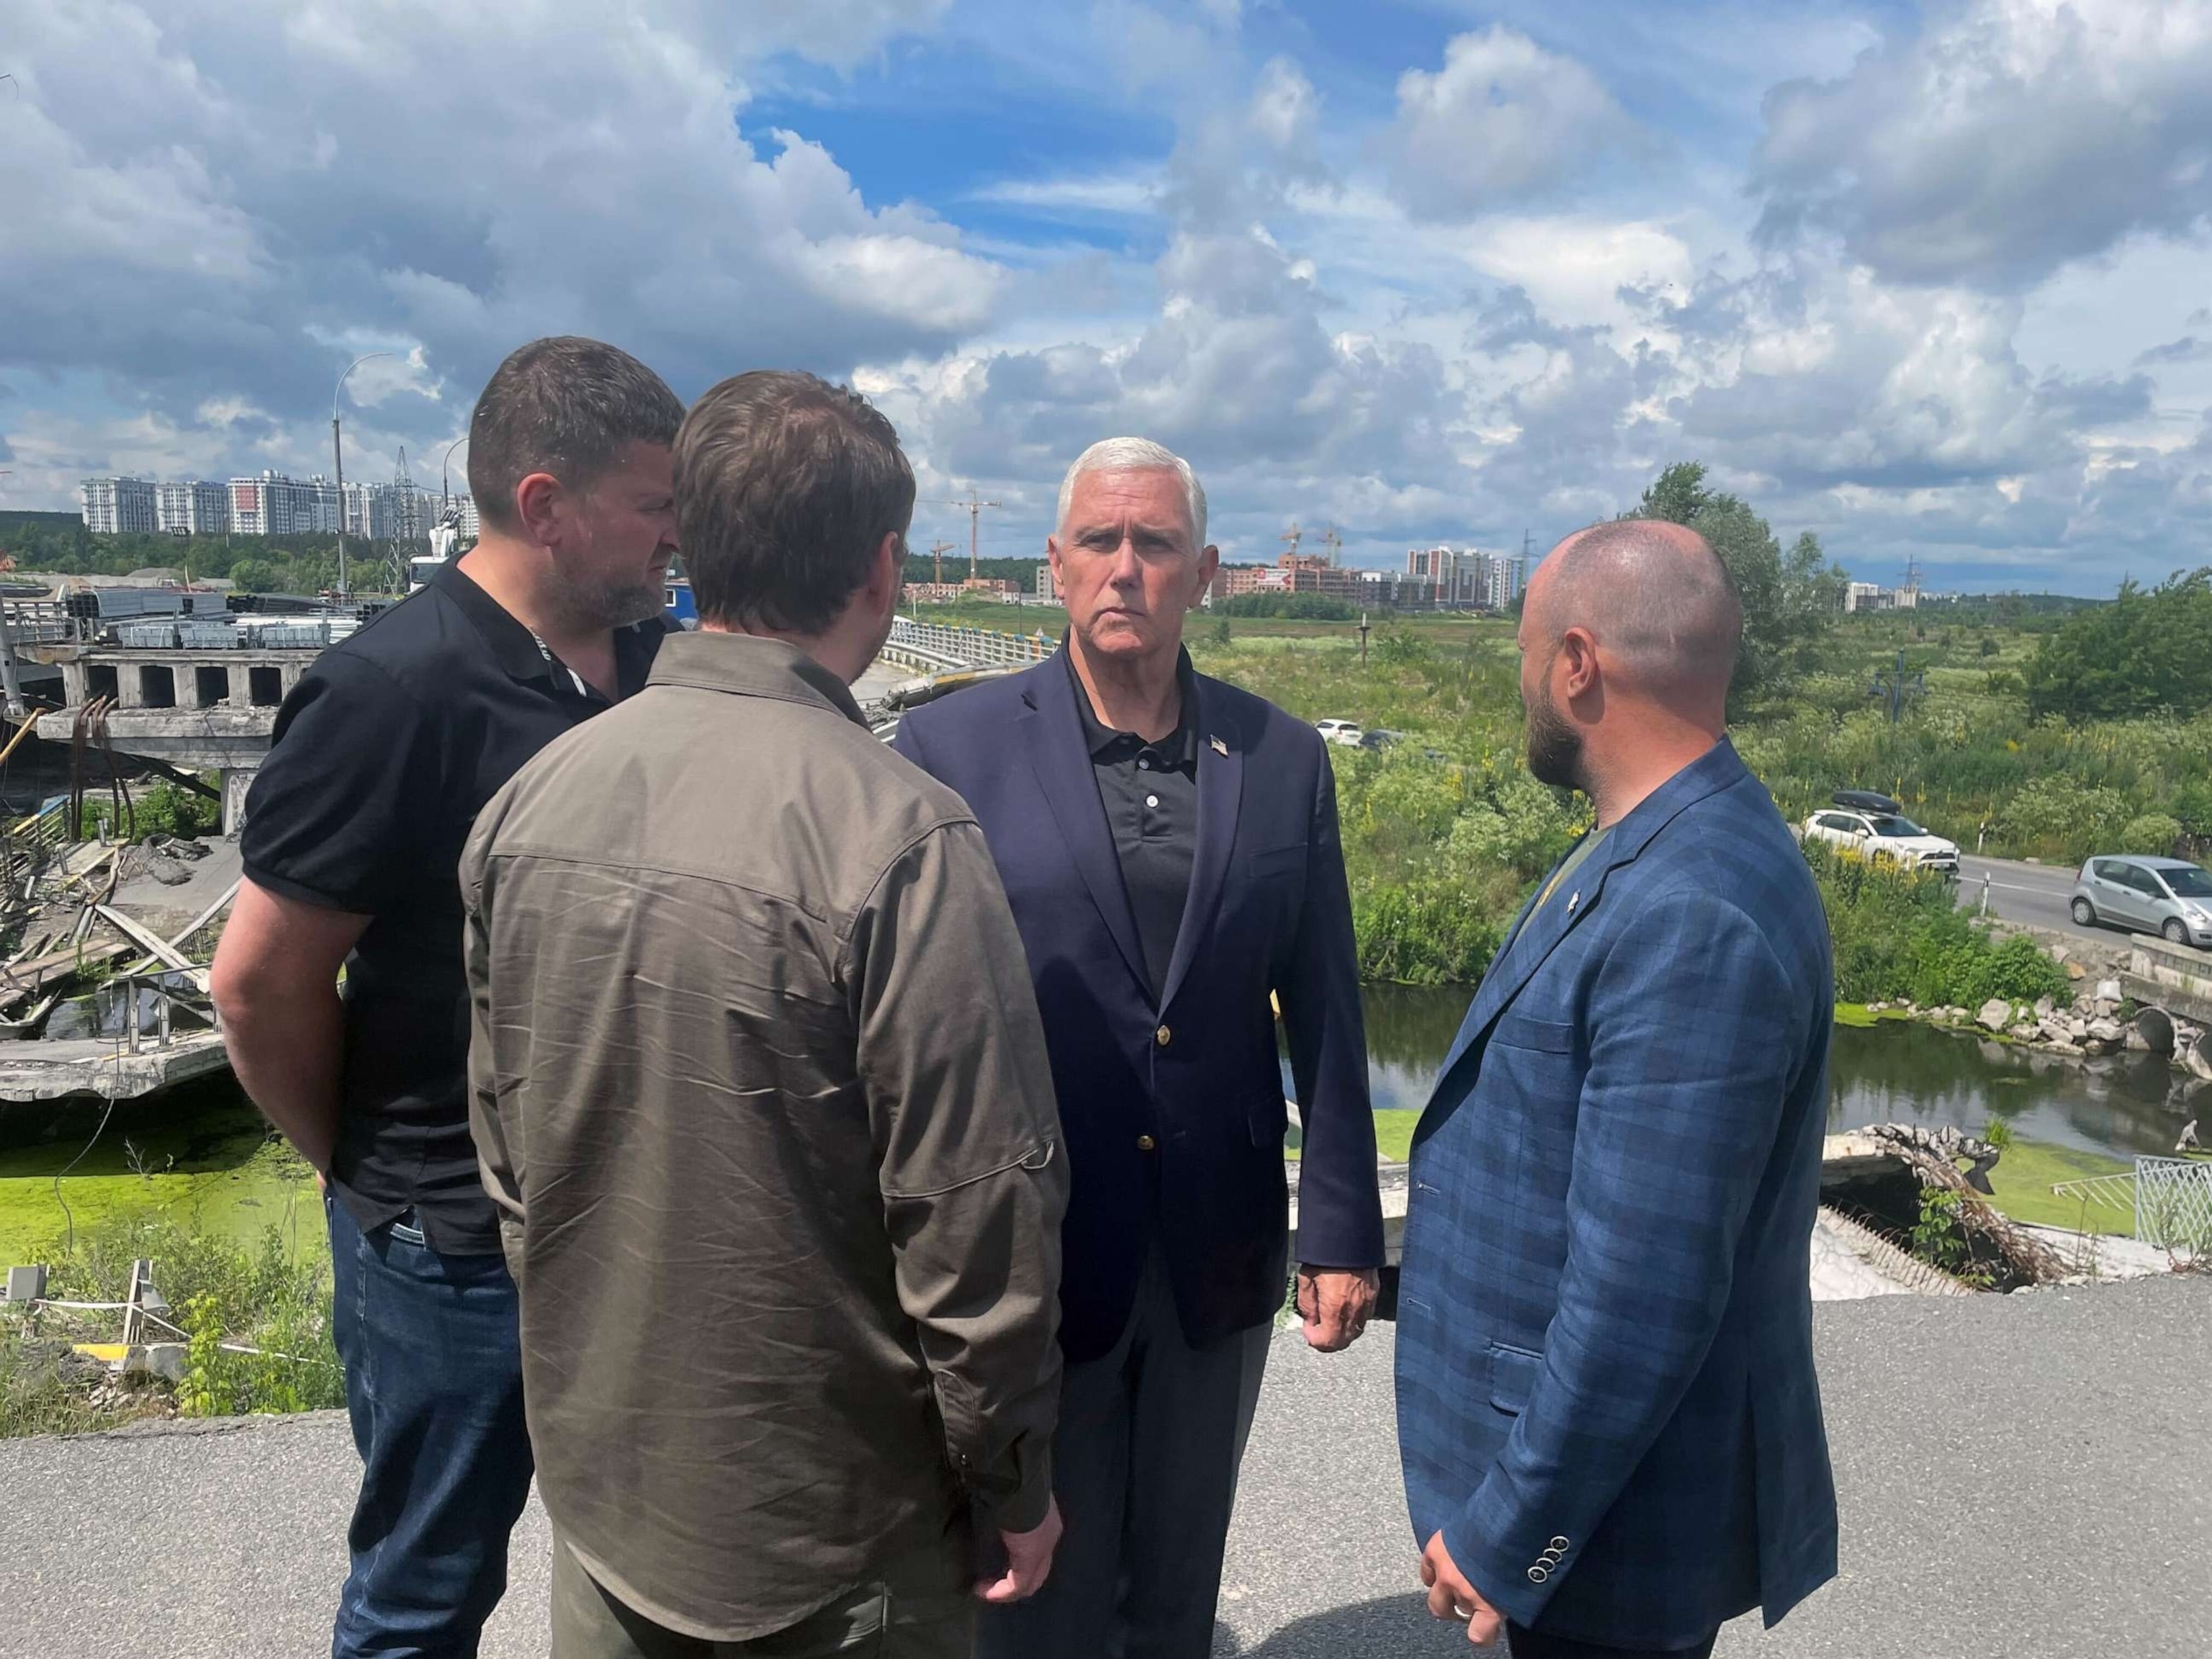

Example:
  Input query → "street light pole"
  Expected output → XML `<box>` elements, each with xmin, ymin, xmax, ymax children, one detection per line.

<box><xmin>331</xmin><ymin>352</ymin><xmax>392</xmax><ymax>601</ymax></box>
<box><xmin>441</xmin><ymin>434</ymin><xmax>468</xmax><ymax>516</ymax></box>
<box><xmin>0</xmin><ymin>469</ymin><xmax>21</xmax><ymax>719</ymax></box>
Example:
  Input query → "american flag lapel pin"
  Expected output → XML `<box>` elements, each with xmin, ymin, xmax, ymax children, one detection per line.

<box><xmin>1210</xmin><ymin>735</ymin><xmax>1228</xmax><ymax>757</ymax></box>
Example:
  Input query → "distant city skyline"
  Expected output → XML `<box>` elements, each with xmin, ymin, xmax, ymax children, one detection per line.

<box><xmin>6</xmin><ymin>4</ymin><xmax>2209</xmax><ymax>595</ymax></box>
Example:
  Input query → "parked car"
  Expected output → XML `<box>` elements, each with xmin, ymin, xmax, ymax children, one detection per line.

<box><xmin>1313</xmin><ymin>719</ymin><xmax>1365</xmax><ymax>747</ymax></box>
<box><xmin>1799</xmin><ymin>799</ymin><xmax>1961</xmax><ymax>876</ymax></box>
<box><xmin>1357</xmin><ymin>728</ymin><xmax>1403</xmax><ymax>751</ymax></box>
<box><xmin>2071</xmin><ymin>856</ymin><xmax>2212</xmax><ymax>948</ymax></box>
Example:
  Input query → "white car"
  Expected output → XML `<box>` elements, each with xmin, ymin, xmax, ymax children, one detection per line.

<box><xmin>1313</xmin><ymin>719</ymin><xmax>1365</xmax><ymax>747</ymax></box>
<box><xmin>1801</xmin><ymin>807</ymin><xmax>1960</xmax><ymax>876</ymax></box>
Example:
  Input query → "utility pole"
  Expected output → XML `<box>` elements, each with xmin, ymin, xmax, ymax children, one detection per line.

<box><xmin>925</xmin><ymin>490</ymin><xmax>1002</xmax><ymax>583</ymax></box>
<box><xmin>1357</xmin><ymin>610</ymin><xmax>1372</xmax><ymax>666</ymax></box>
<box><xmin>331</xmin><ymin>352</ymin><xmax>392</xmax><ymax>601</ymax></box>
<box><xmin>929</xmin><ymin>540</ymin><xmax>956</xmax><ymax>585</ymax></box>
<box><xmin>0</xmin><ymin>469</ymin><xmax>21</xmax><ymax>719</ymax></box>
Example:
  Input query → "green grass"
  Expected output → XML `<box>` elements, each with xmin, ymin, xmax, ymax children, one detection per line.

<box><xmin>0</xmin><ymin>1093</ymin><xmax>323</xmax><ymax>1267</ymax></box>
<box><xmin>1980</xmin><ymin>1139</ymin><xmax>2136</xmax><ymax>1235</ymax></box>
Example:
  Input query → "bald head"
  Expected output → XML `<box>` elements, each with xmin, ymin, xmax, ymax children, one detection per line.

<box><xmin>1529</xmin><ymin>519</ymin><xmax>1741</xmax><ymax>701</ymax></box>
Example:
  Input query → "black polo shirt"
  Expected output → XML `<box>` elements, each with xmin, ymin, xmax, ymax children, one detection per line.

<box><xmin>240</xmin><ymin>561</ymin><xmax>671</xmax><ymax>1254</ymax></box>
<box><xmin>1067</xmin><ymin>644</ymin><xmax>1200</xmax><ymax>1001</ymax></box>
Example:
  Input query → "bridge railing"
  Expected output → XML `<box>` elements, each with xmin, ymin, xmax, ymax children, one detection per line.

<box><xmin>885</xmin><ymin>616</ymin><xmax>1058</xmax><ymax>671</ymax></box>
<box><xmin>3</xmin><ymin>602</ymin><xmax>89</xmax><ymax>646</ymax></box>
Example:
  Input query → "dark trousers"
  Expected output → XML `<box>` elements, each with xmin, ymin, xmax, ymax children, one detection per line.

<box><xmin>1509</xmin><ymin>1624</ymin><xmax>1718</xmax><ymax>1659</ymax></box>
<box><xmin>326</xmin><ymin>1194</ymin><xmax>536</xmax><ymax>1659</ymax></box>
<box><xmin>977</xmin><ymin>1248</ymin><xmax>1271</xmax><ymax>1659</ymax></box>
<box><xmin>550</xmin><ymin>1534</ymin><xmax>976</xmax><ymax>1658</ymax></box>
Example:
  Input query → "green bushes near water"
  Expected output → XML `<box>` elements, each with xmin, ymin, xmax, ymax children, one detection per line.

<box><xmin>1806</xmin><ymin>843</ymin><xmax>2072</xmax><ymax>1010</ymax></box>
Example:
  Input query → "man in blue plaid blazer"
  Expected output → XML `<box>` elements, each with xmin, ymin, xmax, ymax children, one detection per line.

<box><xmin>1397</xmin><ymin>520</ymin><xmax>1838</xmax><ymax>1658</ymax></box>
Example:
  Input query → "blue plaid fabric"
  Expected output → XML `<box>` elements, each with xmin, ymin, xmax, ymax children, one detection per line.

<box><xmin>1396</xmin><ymin>741</ymin><xmax>1838</xmax><ymax>1651</ymax></box>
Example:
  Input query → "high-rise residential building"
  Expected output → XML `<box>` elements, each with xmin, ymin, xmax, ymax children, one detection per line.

<box><xmin>228</xmin><ymin>471</ymin><xmax>338</xmax><ymax>536</ymax></box>
<box><xmin>80</xmin><ymin>477</ymin><xmax>158</xmax><ymax>535</ymax></box>
<box><xmin>156</xmin><ymin>480</ymin><xmax>232</xmax><ymax>536</ymax></box>
<box><xmin>340</xmin><ymin>480</ymin><xmax>395</xmax><ymax>540</ymax></box>
<box><xmin>1035</xmin><ymin>560</ymin><xmax>1059</xmax><ymax>601</ymax></box>
<box><xmin>1404</xmin><ymin>545</ymin><xmax>1480</xmax><ymax>606</ymax></box>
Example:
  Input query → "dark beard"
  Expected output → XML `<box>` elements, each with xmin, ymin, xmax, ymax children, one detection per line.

<box><xmin>546</xmin><ymin>566</ymin><xmax>665</xmax><ymax>630</ymax></box>
<box><xmin>1524</xmin><ymin>680</ymin><xmax>1584</xmax><ymax>791</ymax></box>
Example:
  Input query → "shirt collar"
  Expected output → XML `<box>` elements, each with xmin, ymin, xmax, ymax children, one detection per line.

<box><xmin>434</xmin><ymin>558</ymin><xmax>675</xmax><ymax>698</ymax></box>
<box><xmin>1062</xmin><ymin>639</ymin><xmax>1200</xmax><ymax>766</ymax></box>
<box><xmin>645</xmin><ymin>629</ymin><xmax>869</xmax><ymax>728</ymax></box>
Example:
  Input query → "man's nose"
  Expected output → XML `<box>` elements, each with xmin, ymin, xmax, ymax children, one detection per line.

<box><xmin>1109</xmin><ymin>537</ymin><xmax>1143</xmax><ymax>582</ymax></box>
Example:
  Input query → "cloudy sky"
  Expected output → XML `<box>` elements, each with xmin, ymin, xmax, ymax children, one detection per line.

<box><xmin>3</xmin><ymin>0</ymin><xmax>2209</xmax><ymax>592</ymax></box>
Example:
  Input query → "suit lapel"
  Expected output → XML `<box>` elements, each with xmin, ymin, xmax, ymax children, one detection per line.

<box><xmin>1020</xmin><ymin>667</ymin><xmax>1151</xmax><ymax>999</ymax></box>
<box><xmin>1158</xmin><ymin>675</ymin><xmax>1244</xmax><ymax>1012</ymax></box>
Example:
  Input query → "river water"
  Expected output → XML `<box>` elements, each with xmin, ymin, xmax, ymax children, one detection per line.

<box><xmin>1338</xmin><ymin>986</ymin><xmax>2206</xmax><ymax>1164</ymax></box>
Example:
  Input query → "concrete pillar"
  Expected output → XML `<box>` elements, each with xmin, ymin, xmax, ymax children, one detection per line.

<box><xmin>174</xmin><ymin>662</ymin><xmax>205</xmax><ymax>711</ymax></box>
<box><xmin>116</xmin><ymin>661</ymin><xmax>145</xmax><ymax>709</ymax></box>
<box><xmin>220</xmin><ymin>768</ymin><xmax>256</xmax><ymax>838</ymax></box>
<box><xmin>60</xmin><ymin>662</ymin><xmax>85</xmax><ymax>706</ymax></box>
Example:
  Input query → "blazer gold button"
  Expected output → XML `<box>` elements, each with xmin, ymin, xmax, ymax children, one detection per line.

<box><xmin>1527</xmin><ymin>1565</ymin><xmax>1550</xmax><ymax>1584</ymax></box>
<box><xmin>1155</xmin><ymin>1025</ymin><xmax>1172</xmax><ymax>1047</ymax></box>
<box><xmin>1136</xmin><ymin>1134</ymin><xmax>1157</xmax><ymax>1151</ymax></box>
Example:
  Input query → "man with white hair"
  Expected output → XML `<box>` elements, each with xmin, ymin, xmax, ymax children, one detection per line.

<box><xmin>894</xmin><ymin>439</ymin><xmax>1384</xmax><ymax>1657</ymax></box>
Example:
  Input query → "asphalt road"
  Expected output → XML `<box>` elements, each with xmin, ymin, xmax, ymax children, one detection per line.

<box><xmin>4</xmin><ymin>1277</ymin><xmax>2206</xmax><ymax>1658</ymax></box>
<box><xmin>1956</xmin><ymin>854</ymin><xmax>2110</xmax><ymax>946</ymax></box>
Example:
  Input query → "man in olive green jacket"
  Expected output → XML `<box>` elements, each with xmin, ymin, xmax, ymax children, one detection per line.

<box><xmin>465</xmin><ymin>370</ymin><xmax>1068</xmax><ymax>1658</ymax></box>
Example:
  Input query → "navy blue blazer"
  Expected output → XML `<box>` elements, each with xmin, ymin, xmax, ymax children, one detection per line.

<box><xmin>894</xmin><ymin>653</ymin><xmax>1384</xmax><ymax>1362</ymax></box>
<box><xmin>1396</xmin><ymin>741</ymin><xmax>1838</xmax><ymax>1650</ymax></box>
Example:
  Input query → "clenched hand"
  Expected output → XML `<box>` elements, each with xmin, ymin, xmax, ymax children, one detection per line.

<box><xmin>1420</xmin><ymin>1530</ymin><xmax>1503</xmax><ymax>1645</ymax></box>
<box><xmin>1295</xmin><ymin>1265</ymin><xmax>1379</xmax><ymax>1352</ymax></box>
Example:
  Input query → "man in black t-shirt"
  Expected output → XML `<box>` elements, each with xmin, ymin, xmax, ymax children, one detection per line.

<box><xmin>211</xmin><ymin>336</ymin><xmax>683</xmax><ymax>1658</ymax></box>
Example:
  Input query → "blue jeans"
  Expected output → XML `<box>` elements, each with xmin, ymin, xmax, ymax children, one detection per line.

<box><xmin>327</xmin><ymin>1193</ymin><xmax>536</xmax><ymax>1659</ymax></box>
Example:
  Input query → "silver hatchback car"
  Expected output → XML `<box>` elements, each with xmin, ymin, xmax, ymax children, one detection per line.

<box><xmin>2071</xmin><ymin>855</ymin><xmax>2212</xmax><ymax>948</ymax></box>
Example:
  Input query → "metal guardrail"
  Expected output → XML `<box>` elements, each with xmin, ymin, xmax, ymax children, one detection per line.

<box><xmin>884</xmin><ymin>616</ymin><xmax>1058</xmax><ymax>670</ymax></box>
<box><xmin>2</xmin><ymin>602</ymin><xmax>87</xmax><ymax>645</ymax></box>
<box><xmin>2051</xmin><ymin>1156</ymin><xmax>2212</xmax><ymax>1253</ymax></box>
<box><xmin>2134</xmin><ymin>1157</ymin><xmax>2212</xmax><ymax>1253</ymax></box>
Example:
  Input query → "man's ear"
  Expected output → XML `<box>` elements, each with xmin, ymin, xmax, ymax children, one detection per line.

<box><xmin>1192</xmin><ymin>542</ymin><xmax>1220</xmax><ymax>609</ymax></box>
<box><xmin>1560</xmin><ymin>626</ymin><xmax>1602</xmax><ymax>696</ymax></box>
<box><xmin>512</xmin><ymin>472</ymin><xmax>565</xmax><ymax>549</ymax></box>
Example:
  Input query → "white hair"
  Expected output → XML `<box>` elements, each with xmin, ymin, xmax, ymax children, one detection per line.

<box><xmin>1055</xmin><ymin>437</ymin><xmax>1208</xmax><ymax>548</ymax></box>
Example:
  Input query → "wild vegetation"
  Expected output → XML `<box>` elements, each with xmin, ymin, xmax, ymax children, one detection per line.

<box><xmin>1183</xmin><ymin>467</ymin><xmax>2210</xmax><ymax>983</ymax></box>
<box><xmin>0</xmin><ymin>1202</ymin><xmax>341</xmax><ymax>1438</ymax></box>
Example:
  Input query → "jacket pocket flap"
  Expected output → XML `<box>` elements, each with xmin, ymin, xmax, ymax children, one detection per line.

<box><xmin>1487</xmin><ymin>1341</ymin><xmax>1542</xmax><ymax>1414</ymax></box>
<box><xmin>1491</xmin><ymin>1013</ymin><xmax>1575</xmax><ymax>1054</ymax></box>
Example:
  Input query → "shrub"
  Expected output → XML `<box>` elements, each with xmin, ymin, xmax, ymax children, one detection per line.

<box><xmin>1805</xmin><ymin>841</ymin><xmax>2069</xmax><ymax>1009</ymax></box>
<box><xmin>1352</xmin><ymin>878</ymin><xmax>1502</xmax><ymax>986</ymax></box>
<box><xmin>75</xmin><ymin>781</ymin><xmax>222</xmax><ymax>842</ymax></box>
<box><xmin>2119</xmin><ymin>814</ymin><xmax>2182</xmax><ymax>858</ymax></box>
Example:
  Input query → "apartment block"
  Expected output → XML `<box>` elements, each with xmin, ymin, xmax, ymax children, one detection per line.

<box><xmin>156</xmin><ymin>480</ymin><xmax>233</xmax><ymax>536</ymax></box>
<box><xmin>80</xmin><ymin>477</ymin><xmax>158</xmax><ymax>535</ymax></box>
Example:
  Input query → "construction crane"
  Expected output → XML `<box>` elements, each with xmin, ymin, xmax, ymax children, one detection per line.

<box><xmin>1280</xmin><ymin>522</ymin><xmax>1303</xmax><ymax>560</ymax></box>
<box><xmin>928</xmin><ymin>540</ymin><xmax>957</xmax><ymax>585</ymax></box>
<box><xmin>924</xmin><ymin>487</ymin><xmax>1002</xmax><ymax>582</ymax></box>
<box><xmin>1319</xmin><ymin>523</ymin><xmax>1342</xmax><ymax>565</ymax></box>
